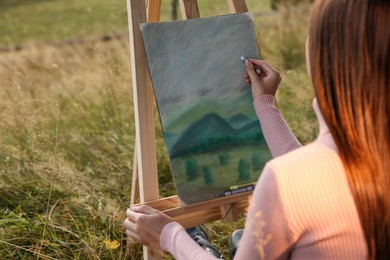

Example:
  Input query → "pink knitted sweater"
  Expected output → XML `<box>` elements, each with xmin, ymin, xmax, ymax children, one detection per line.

<box><xmin>160</xmin><ymin>95</ymin><xmax>367</xmax><ymax>259</ymax></box>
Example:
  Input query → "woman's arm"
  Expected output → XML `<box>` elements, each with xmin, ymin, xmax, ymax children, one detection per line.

<box><xmin>124</xmin><ymin>206</ymin><xmax>217</xmax><ymax>260</ymax></box>
<box><xmin>160</xmin><ymin>222</ymin><xmax>218</xmax><ymax>259</ymax></box>
<box><xmin>245</xmin><ymin>59</ymin><xmax>302</xmax><ymax>157</ymax></box>
<box><xmin>254</xmin><ymin>95</ymin><xmax>302</xmax><ymax>157</ymax></box>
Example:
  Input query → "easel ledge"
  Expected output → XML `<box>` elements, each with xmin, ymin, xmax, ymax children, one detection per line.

<box><xmin>134</xmin><ymin>191</ymin><xmax>252</xmax><ymax>228</ymax></box>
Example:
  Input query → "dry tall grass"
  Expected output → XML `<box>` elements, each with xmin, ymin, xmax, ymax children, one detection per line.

<box><xmin>0</xmin><ymin>39</ymin><xmax>140</xmax><ymax>259</ymax></box>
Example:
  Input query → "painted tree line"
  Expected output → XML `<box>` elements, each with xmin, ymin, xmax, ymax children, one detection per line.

<box><xmin>184</xmin><ymin>153</ymin><xmax>263</xmax><ymax>186</ymax></box>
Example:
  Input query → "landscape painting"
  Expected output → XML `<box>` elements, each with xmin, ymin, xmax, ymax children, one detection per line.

<box><xmin>141</xmin><ymin>13</ymin><xmax>272</xmax><ymax>204</ymax></box>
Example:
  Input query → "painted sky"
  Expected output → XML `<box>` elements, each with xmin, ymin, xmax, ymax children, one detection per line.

<box><xmin>141</xmin><ymin>13</ymin><xmax>260</xmax><ymax>121</ymax></box>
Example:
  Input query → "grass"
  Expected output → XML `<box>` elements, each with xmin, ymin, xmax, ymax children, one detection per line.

<box><xmin>0</xmin><ymin>0</ymin><xmax>316</xmax><ymax>259</ymax></box>
<box><xmin>0</xmin><ymin>0</ymin><xmax>273</xmax><ymax>49</ymax></box>
<box><xmin>0</xmin><ymin>40</ymin><xmax>137</xmax><ymax>259</ymax></box>
<box><xmin>0</xmin><ymin>0</ymin><xmax>127</xmax><ymax>48</ymax></box>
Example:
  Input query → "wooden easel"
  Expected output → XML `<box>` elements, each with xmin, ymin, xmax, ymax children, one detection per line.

<box><xmin>127</xmin><ymin>0</ymin><xmax>252</xmax><ymax>259</ymax></box>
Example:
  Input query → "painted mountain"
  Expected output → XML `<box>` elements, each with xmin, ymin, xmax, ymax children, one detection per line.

<box><xmin>141</xmin><ymin>13</ymin><xmax>272</xmax><ymax>204</ymax></box>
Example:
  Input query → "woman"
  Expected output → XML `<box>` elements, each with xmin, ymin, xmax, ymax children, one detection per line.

<box><xmin>124</xmin><ymin>0</ymin><xmax>389</xmax><ymax>258</ymax></box>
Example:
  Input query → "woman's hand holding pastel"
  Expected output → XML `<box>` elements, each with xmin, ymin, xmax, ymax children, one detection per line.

<box><xmin>244</xmin><ymin>59</ymin><xmax>282</xmax><ymax>99</ymax></box>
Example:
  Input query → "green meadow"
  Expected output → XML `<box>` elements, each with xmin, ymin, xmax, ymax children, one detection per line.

<box><xmin>0</xmin><ymin>0</ymin><xmax>316</xmax><ymax>259</ymax></box>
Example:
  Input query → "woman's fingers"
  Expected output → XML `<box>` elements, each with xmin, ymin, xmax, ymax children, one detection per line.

<box><xmin>124</xmin><ymin>216</ymin><xmax>150</xmax><ymax>245</ymax></box>
<box><xmin>244</xmin><ymin>73</ymin><xmax>251</xmax><ymax>83</ymax></box>
<box><xmin>126</xmin><ymin>229</ymin><xmax>141</xmax><ymax>243</ymax></box>
<box><xmin>248</xmin><ymin>59</ymin><xmax>275</xmax><ymax>74</ymax></box>
<box><xmin>123</xmin><ymin>217</ymin><xmax>136</xmax><ymax>230</ymax></box>
<box><xmin>131</xmin><ymin>205</ymin><xmax>156</xmax><ymax>214</ymax></box>
<box><xmin>126</xmin><ymin>205</ymin><xmax>157</xmax><ymax>223</ymax></box>
<box><xmin>124</xmin><ymin>217</ymin><xmax>147</xmax><ymax>243</ymax></box>
<box><xmin>127</xmin><ymin>205</ymin><xmax>157</xmax><ymax>218</ymax></box>
<box><xmin>243</xmin><ymin>58</ymin><xmax>282</xmax><ymax>98</ymax></box>
<box><xmin>123</xmin><ymin>206</ymin><xmax>174</xmax><ymax>249</ymax></box>
<box><xmin>245</xmin><ymin>61</ymin><xmax>260</xmax><ymax>83</ymax></box>
<box><xmin>126</xmin><ymin>208</ymin><xmax>143</xmax><ymax>223</ymax></box>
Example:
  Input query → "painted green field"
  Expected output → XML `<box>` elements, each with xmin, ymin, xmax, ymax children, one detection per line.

<box><xmin>0</xmin><ymin>0</ymin><xmax>316</xmax><ymax>259</ymax></box>
<box><xmin>173</xmin><ymin>144</ymin><xmax>272</xmax><ymax>204</ymax></box>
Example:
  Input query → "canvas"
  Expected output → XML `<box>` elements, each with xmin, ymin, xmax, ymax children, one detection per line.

<box><xmin>140</xmin><ymin>13</ymin><xmax>272</xmax><ymax>204</ymax></box>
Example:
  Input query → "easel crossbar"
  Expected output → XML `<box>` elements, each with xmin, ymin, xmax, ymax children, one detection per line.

<box><xmin>135</xmin><ymin>191</ymin><xmax>252</xmax><ymax>228</ymax></box>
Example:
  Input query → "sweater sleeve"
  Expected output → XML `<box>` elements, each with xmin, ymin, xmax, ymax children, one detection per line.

<box><xmin>234</xmin><ymin>163</ymin><xmax>294</xmax><ymax>259</ymax></box>
<box><xmin>253</xmin><ymin>95</ymin><xmax>302</xmax><ymax>157</ymax></box>
<box><xmin>160</xmin><ymin>222</ymin><xmax>217</xmax><ymax>260</ymax></box>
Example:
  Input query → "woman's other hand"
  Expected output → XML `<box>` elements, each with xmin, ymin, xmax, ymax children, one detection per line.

<box><xmin>244</xmin><ymin>59</ymin><xmax>282</xmax><ymax>99</ymax></box>
<box><xmin>123</xmin><ymin>205</ymin><xmax>173</xmax><ymax>249</ymax></box>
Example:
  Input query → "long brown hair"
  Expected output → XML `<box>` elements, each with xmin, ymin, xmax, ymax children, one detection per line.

<box><xmin>309</xmin><ymin>0</ymin><xmax>390</xmax><ymax>258</ymax></box>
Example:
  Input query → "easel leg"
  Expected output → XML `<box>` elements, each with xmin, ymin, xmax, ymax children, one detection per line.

<box><xmin>144</xmin><ymin>246</ymin><xmax>163</xmax><ymax>260</ymax></box>
<box><xmin>131</xmin><ymin>149</ymin><xmax>140</xmax><ymax>206</ymax></box>
<box><xmin>227</xmin><ymin>0</ymin><xmax>249</xmax><ymax>13</ymax></box>
<box><xmin>132</xmin><ymin>145</ymin><xmax>162</xmax><ymax>259</ymax></box>
<box><xmin>127</xmin><ymin>0</ymin><xmax>162</xmax><ymax>258</ymax></box>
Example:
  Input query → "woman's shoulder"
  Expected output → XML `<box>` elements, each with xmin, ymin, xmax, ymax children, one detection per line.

<box><xmin>262</xmin><ymin>141</ymin><xmax>357</xmax><ymax>229</ymax></box>
<box><xmin>264</xmin><ymin>141</ymin><xmax>348</xmax><ymax>201</ymax></box>
<box><xmin>267</xmin><ymin>140</ymin><xmax>342</xmax><ymax>178</ymax></box>
<box><xmin>259</xmin><ymin>141</ymin><xmax>365</xmax><ymax>255</ymax></box>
